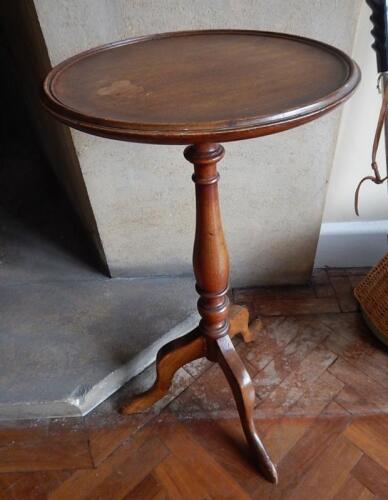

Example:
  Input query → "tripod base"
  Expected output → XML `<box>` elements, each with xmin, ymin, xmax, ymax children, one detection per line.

<box><xmin>120</xmin><ymin>305</ymin><xmax>277</xmax><ymax>484</ymax></box>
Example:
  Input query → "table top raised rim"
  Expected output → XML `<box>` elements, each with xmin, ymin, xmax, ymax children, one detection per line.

<box><xmin>42</xmin><ymin>29</ymin><xmax>361</xmax><ymax>145</ymax></box>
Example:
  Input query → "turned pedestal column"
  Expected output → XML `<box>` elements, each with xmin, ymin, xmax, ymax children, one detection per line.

<box><xmin>188</xmin><ymin>143</ymin><xmax>230</xmax><ymax>345</ymax></box>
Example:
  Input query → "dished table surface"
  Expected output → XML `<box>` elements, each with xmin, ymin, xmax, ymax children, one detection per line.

<box><xmin>43</xmin><ymin>30</ymin><xmax>360</xmax><ymax>144</ymax></box>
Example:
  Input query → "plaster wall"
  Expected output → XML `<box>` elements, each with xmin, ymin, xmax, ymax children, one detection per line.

<box><xmin>315</xmin><ymin>2</ymin><xmax>388</xmax><ymax>268</ymax></box>
<box><xmin>33</xmin><ymin>0</ymin><xmax>362</xmax><ymax>286</ymax></box>
<box><xmin>323</xmin><ymin>2</ymin><xmax>388</xmax><ymax>224</ymax></box>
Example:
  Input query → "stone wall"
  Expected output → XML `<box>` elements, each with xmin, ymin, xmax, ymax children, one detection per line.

<box><xmin>33</xmin><ymin>0</ymin><xmax>362</xmax><ymax>285</ymax></box>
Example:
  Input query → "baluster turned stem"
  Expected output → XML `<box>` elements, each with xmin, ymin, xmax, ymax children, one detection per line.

<box><xmin>184</xmin><ymin>143</ymin><xmax>230</xmax><ymax>348</ymax></box>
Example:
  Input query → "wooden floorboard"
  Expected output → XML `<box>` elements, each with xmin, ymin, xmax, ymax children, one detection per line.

<box><xmin>2</xmin><ymin>267</ymin><xmax>388</xmax><ymax>499</ymax></box>
<box><xmin>352</xmin><ymin>455</ymin><xmax>388</xmax><ymax>498</ymax></box>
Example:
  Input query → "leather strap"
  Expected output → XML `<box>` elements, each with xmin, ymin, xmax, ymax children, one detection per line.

<box><xmin>355</xmin><ymin>80</ymin><xmax>388</xmax><ymax>215</ymax></box>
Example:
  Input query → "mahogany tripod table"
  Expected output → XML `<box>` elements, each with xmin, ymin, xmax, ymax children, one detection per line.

<box><xmin>43</xmin><ymin>30</ymin><xmax>360</xmax><ymax>483</ymax></box>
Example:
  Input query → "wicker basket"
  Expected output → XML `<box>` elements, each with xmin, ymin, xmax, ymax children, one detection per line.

<box><xmin>354</xmin><ymin>253</ymin><xmax>388</xmax><ymax>344</ymax></box>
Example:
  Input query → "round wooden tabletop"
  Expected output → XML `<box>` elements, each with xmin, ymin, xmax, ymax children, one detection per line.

<box><xmin>43</xmin><ymin>30</ymin><xmax>360</xmax><ymax>145</ymax></box>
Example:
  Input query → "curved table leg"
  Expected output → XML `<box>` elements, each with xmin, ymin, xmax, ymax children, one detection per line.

<box><xmin>120</xmin><ymin>328</ymin><xmax>205</xmax><ymax>415</ymax></box>
<box><xmin>121</xmin><ymin>305</ymin><xmax>252</xmax><ymax>415</ymax></box>
<box><xmin>229</xmin><ymin>304</ymin><xmax>259</xmax><ymax>343</ymax></box>
<box><xmin>215</xmin><ymin>335</ymin><xmax>278</xmax><ymax>484</ymax></box>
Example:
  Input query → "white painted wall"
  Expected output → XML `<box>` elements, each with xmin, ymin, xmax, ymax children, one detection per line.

<box><xmin>316</xmin><ymin>2</ymin><xmax>388</xmax><ymax>268</ymax></box>
<box><xmin>34</xmin><ymin>0</ymin><xmax>362</xmax><ymax>285</ymax></box>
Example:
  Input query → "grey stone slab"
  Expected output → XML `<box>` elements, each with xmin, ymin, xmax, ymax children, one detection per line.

<box><xmin>0</xmin><ymin>276</ymin><xmax>198</xmax><ymax>419</ymax></box>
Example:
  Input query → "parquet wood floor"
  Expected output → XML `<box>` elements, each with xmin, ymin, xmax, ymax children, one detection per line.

<box><xmin>1</xmin><ymin>268</ymin><xmax>388</xmax><ymax>499</ymax></box>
